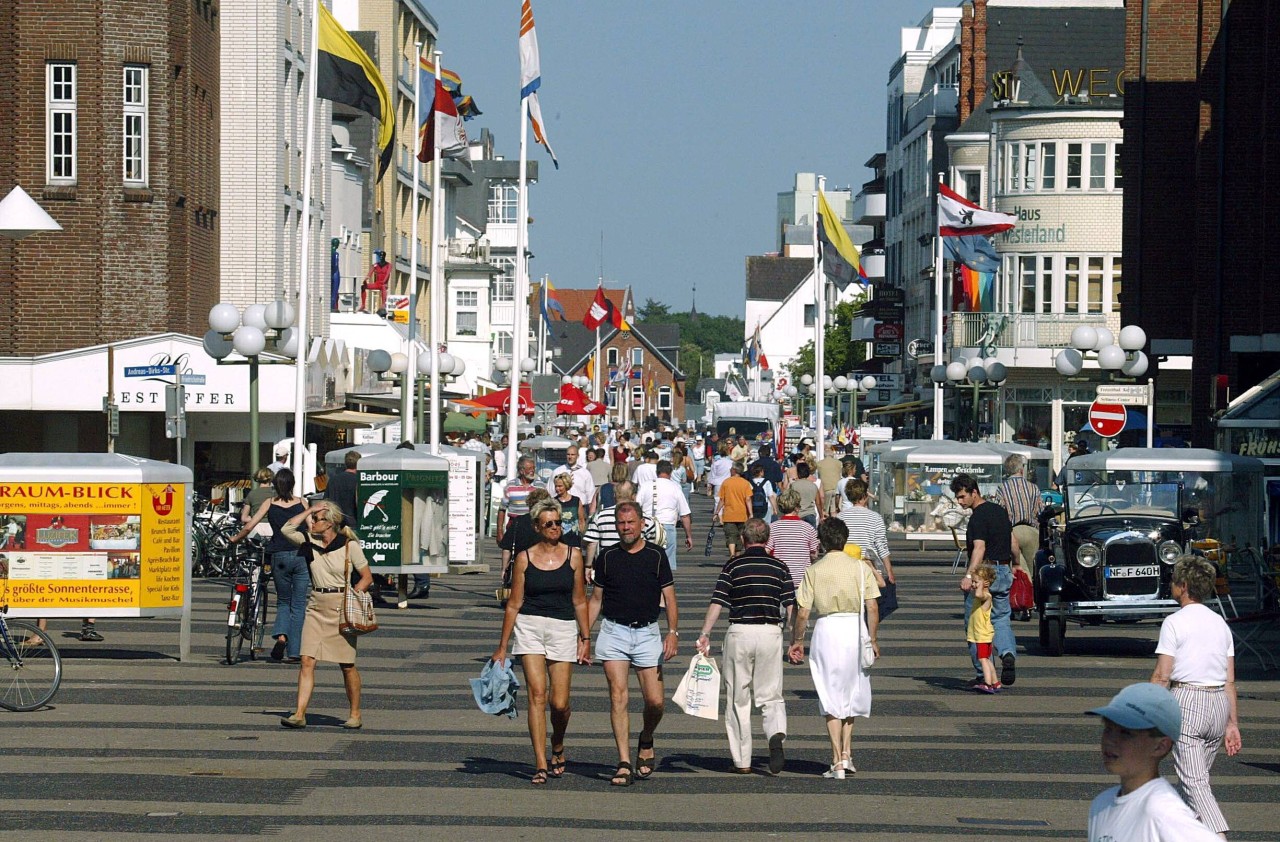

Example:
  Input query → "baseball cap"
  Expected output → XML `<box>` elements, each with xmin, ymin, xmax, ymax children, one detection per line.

<box><xmin>1086</xmin><ymin>683</ymin><xmax>1181</xmax><ymax>739</ymax></box>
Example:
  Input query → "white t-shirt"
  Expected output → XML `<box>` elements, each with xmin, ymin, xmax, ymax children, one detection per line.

<box><xmin>632</xmin><ymin>461</ymin><xmax>658</xmax><ymax>487</ymax></box>
<box><xmin>1155</xmin><ymin>603</ymin><xmax>1234</xmax><ymax>684</ymax></box>
<box><xmin>1088</xmin><ymin>778</ymin><xmax>1220</xmax><ymax>842</ymax></box>
<box><xmin>636</xmin><ymin>476</ymin><xmax>691</xmax><ymax>525</ymax></box>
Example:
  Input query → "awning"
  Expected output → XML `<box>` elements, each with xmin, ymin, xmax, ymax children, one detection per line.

<box><xmin>866</xmin><ymin>400</ymin><xmax>926</xmax><ymax>416</ymax></box>
<box><xmin>309</xmin><ymin>409</ymin><xmax>398</xmax><ymax>429</ymax></box>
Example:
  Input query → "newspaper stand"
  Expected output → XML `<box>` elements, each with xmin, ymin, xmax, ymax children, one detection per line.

<box><xmin>0</xmin><ymin>453</ymin><xmax>193</xmax><ymax>659</ymax></box>
<box><xmin>355</xmin><ymin>450</ymin><xmax>451</xmax><ymax>576</ymax></box>
<box><xmin>437</xmin><ymin>445</ymin><xmax>487</xmax><ymax>572</ymax></box>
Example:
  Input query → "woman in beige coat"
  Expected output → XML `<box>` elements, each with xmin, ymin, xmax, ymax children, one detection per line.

<box><xmin>279</xmin><ymin>500</ymin><xmax>373</xmax><ymax>730</ymax></box>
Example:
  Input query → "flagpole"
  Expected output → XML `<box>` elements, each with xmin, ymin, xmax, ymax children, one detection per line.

<box><xmin>814</xmin><ymin>176</ymin><xmax>826</xmax><ymax>460</ymax></box>
<box><xmin>593</xmin><ymin>324</ymin><xmax>601</xmax><ymax>403</ymax></box>
<box><xmin>427</xmin><ymin>49</ymin><xmax>443</xmax><ymax>454</ymax></box>
<box><xmin>506</xmin><ymin>95</ymin><xmax>530</xmax><ymax>483</ymax></box>
<box><xmin>291</xmin><ymin>0</ymin><xmax>321</xmax><ymax>494</ymax></box>
<box><xmin>933</xmin><ymin>171</ymin><xmax>945</xmax><ymax>440</ymax></box>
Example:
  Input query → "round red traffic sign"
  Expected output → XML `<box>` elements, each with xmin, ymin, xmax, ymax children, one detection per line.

<box><xmin>777</xmin><ymin>377</ymin><xmax>789</xmax><ymax>388</ymax></box>
<box><xmin>1088</xmin><ymin>401</ymin><xmax>1128</xmax><ymax>438</ymax></box>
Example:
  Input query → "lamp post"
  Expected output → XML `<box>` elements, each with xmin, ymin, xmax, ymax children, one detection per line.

<box><xmin>930</xmin><ymin>358</ymin><xmax>1007</xmax><ymax>441</ymax></box>
<box><xmin>1054</xmin><ymin>324</ymin><xmax>1151</xmax><ymax>447</ymax></box>
<box><xmin>836</xmin><ymin>374</ymin><xmax>878</xmax><ymax>432</ymax></box>
<box><xmin>205</xmin><ymin>301</ymin><xmax>299</xmax><ymax>474</ymax></box>
<box><xmin>366</xmin><ymin>349</ymin><xmax>466</xmax><ymax>445</ymax></box>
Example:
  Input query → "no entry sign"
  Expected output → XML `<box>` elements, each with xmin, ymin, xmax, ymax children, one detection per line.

<box><xmin>1088</xmin><ymin>401</ymin><xmax>1128</xmax><ymax>438</ymax></box>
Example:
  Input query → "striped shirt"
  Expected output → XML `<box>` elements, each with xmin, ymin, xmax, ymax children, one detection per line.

<box><xmin>990</xmin><ymin>476</ymin><xmax>1042</xmax><ymax>527</ymax></box>
<box><xmin>500</xmin><ymin>479</ymin><xmax>537</xmax><ymax>517</ymax></box>
<box><xmin>711</xmin><ymin>547</ymin><xmax>795</xmax><ymax>625</ymax></box>
<box><xmin>838</xmin><ymin>506</ymin><xmax>891</xmax><ymax>570</ymax></box>
<box><xmin>581</xmin><ymin>505</ymin><xmax>658</xmax><ymax>550</ymax></box>
<box><xmin>765</xmin><ymin>516</ymin><xmax>819</xmax><ymax>586</ymax></box>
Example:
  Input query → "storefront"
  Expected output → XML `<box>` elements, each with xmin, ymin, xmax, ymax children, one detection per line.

<box><xmin>1216</xmin><ymin>370</ymin><xmax>1280</xmax><ymax>545</ymax></box>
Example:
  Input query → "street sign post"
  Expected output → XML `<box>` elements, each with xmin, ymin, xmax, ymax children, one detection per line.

<box><xmin>873</xmin><ymin>341</ymin><xmax>901</xmax><ymax>358</ymax></box>
<box><xmin>874</xmin><ymin>323</ymin><xmax>904</xmax><ymax>342</ymax></box>
<box><xmin>1095</xmin><ymin>383</ymin><xmax>1152</xmax><ymax>406</ymax></box>
<box><xmin>1088</xmin><ymin>401</ymin><xmax>1128</xmax><ymax>438</ymax></box>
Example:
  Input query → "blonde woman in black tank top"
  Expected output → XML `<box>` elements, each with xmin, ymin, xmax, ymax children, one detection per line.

<box><xmin>492</xmin><ymin>498</ymin><xmax>591</xmax><ymax>785</ymax></box>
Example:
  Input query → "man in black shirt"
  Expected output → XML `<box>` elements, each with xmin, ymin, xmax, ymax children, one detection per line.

<box><xmin>952</xmin><ymin>473</ymin><xmax>1018</xmax><ymax>688</ymax></box>
<box><xmin>326</xmin><ymin>451</ymin><xmax>360</xmax><ymax>526</ymax></box>
<box><xmin>748</xmin><ymin>444</ymin><xmax>785</xmax><ymax>488</ymax></box>
<box><xmin>587</xmin><ymin>502</ymin><xmax>678</xmax><ymax>786</ymax></box>
<box><xmin>695</xmin><ymin>518</ymin><xmax>794</xmax><ymax>775</ymax></box>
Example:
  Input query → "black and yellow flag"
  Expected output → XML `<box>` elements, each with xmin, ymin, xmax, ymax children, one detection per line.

<box><xmin>316</xmin><ymin>3</ymin><xmax>393</xmax><ymax>181</ymax></box>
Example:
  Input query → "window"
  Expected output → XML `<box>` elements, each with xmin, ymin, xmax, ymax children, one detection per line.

<box><xmin>1040</xmin><ymin>142</ymin><xmax>1056</xmax><ymax>190</ymax></box>
<box><xmin>491</xmin><ymin>257</ymin><xmax>514</xmax><ymax>302</ymax></box>
<box><xmin>1008</xmin><ymin>143</ymin><xmax>1021</xmax><ymax>192</ymax></box>
<box><xmin>1112</xmin><ymin>144</ymin><xmax>1123</xmax><ymax>189</ymax></box>
<box><xmin>631</xmin><ymin>385</ymin><xmax>643</xmax><ymax>410</ymax></box>
<box><xmin>122</xmin><ymin>65</ymin><xmax>148</xmax><ymax>185</ymax></box>
<box><xmin>1017</xmin><ymin>253</ymin><xmax>1122</xmax><ymax>314</ymax></box>
<box><xmin>961</xmin><ymin>170</ymin><xmax>982</xmax><ymax>203</ymax></box>
<box><xmin>47</xmin><ymin>62</ymin><xmax>77</xmax><ymax>184</ymax></box>
<box><xmin>1111</xmin><ymin>256</ymin><xmax>1122</xmax><ymax>310</ymax></box>
<box><xmin>631</xmin><ymin>347</ymin><xmax>643</xmax><ymax>367</ymax></box>
<box><xmin>804</xmin><ymin>303</ymin><xmax>816</xmax><ymax>327</ymax></box>
<box><xmin>1065</xmin><ymin>256</ymin><xmax>1081</xmax><ymax>311</ymax></box>
<box><xmin>606</xmin><ymin>347</ymin><xmax>619</xmax><ymax>367</ymax></box>
<box><xmin>1017</xmin><ymin>255</ymin><xmax>1050</xmax><ymax>313</ymax></box>
<box><xmin>455</xmin><ymin>290</ymin><xmax>478</xmax><ymax>336</ymax></box>
<box><xmin>1087</xmin><ymin>257</ymin><xmax>1105</xmax><ymax>314</ymax></box>
<box><xmin>1089</xmin><ymin>143</ymin><xmax>1107</xmax><ymax>190</ymax></box>
<box><xmin>658</xmin><ymin>386</ymin><xmax>672</xmax><ymax>411</ymax></box>
<box><xmin>1066</xmin><ymin>143</ymin><xmax>1082</xmax><ymax>190</ymax></box>
<box><xmin>494</xmin><ymin>331</ymin><xmax>513</xmax><ymax>358</ymax></box>
<box><xmin>487</xmin><ymin>181</ymin><xmax>518</xmax><ymax>223</ymax></box>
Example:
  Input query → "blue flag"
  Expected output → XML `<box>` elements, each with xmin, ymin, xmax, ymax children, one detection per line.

<box><xmin>944</xmin><ymin>234</ymin><xmax>1001</xmax><ymax>274</ymax></box>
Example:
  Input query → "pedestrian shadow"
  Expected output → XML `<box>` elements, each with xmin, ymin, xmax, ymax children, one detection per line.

<box><xmin>675</xmin><ymin>752</ymin><xmax>827</xmax><ymax>776</ymax></box>
<box><xmin>918</xmin><ymin>675</ymin><xmax>980</xmax><ymax>692</ymax></box>
<box><xmin>457</xmin><ymin>755</ymin><xmax>543</xmax><ymax>782</ymax></box>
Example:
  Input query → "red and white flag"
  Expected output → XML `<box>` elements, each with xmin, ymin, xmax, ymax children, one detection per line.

<box><xmin>937</xmin><ymin>183</ymin><xmax>1017</xmax><ymax>237</ymax></box>
<box><xmin>582</xmin><ymin>286</ymin><xmax>627</xmax><ymax>331</ymax></box>
<box><xmin>419</xmin><ymin>78</ymin><xmax>468</xmax><ymax>163</ymax></box>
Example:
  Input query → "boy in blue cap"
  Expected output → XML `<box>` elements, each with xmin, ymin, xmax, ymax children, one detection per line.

<box><xmin>1086</xmin><ymin>683</ymin><xmax>1220</xmax><ymax>841</ymax></box>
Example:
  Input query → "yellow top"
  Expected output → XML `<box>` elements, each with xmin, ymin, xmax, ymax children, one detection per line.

<box><xmin>797</xmin><ymin>550</ymin><xmax>881</xmax><ymax>616</ymax></box>
<box><xmin>966</xmin><ymin>591</ymin><xmax>994</xmax><ymax>643</ymax></box>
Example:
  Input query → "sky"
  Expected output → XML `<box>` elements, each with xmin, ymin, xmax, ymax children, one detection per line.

<box><xmin>426</xmin><ymin>0</ymin><xmax>947</xmax><ymax>317</ymax></box>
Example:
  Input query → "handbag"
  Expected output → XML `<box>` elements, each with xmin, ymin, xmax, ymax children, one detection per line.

<box><xmin>1010</xmin><ymin>567</ymin><xmax>1034</xmax><ymax>612</ymax></box>
<box><xmin>672</xmin><ymin>653</ymin><xmax>720</xmax><ymax>720</ymax></box>
<box><xmin>859</xmin><ymin>563</ymin><xmax>876</xmax><ymax>670</ymax></box>
<box><xmin>647</xmin><ymin>482</ymin><xmax>668</xmax><ymax>549</ymax></box>
<box><xmin>339</xmin><ymin>543</ymin><xmax>378</xmax><ymax>636</ymax></box>
<box><xmin>877</xmin><ymin>581</ymin><xmax>899</xmax><ymax>621</ymax></box>
<box><xmin>704</xmin><ymin>524</ymin><xmax>718</xmax><ymax>556</ymax></box>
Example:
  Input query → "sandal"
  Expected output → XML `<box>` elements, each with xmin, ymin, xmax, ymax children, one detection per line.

<box><xmin>609</xmin><ymin>761</ymin><xmax>633</xmax><ymax>787</ymax></box>
<box><xmin>530</xmin><ymin>768</ymin><xmax>548</xmax><ymax>786</ymax></box>
<box><xmin>549</xmin><ymin>750</ymin><xmax>566</xmax><ymax>778</ymax></box>
<box><xmin>635</xmin><ymin>737</ymin><xmax>656</xmax><ymax>779</ymax></box>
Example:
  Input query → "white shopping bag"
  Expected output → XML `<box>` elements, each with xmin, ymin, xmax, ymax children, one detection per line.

<box><xmin>673</xmin><ymin>653</ymin><xmax>720</xmax><ymax>720</ymax></box>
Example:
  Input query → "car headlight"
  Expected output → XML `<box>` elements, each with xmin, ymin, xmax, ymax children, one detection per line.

<box><xmin>1158</xmin><ymin>541</ymin><xmax>1181</xmax><ymax>565</ymax></box>
<box><xmin>1077</xmin><ymin>541</ymin><xmax>1101</xmax><ymax>568</ymax></box>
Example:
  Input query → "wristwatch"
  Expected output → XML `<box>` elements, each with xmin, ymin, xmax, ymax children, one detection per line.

<box><xmin>667</xmin><ymin>630</ymin><xmax>679</xmax><ymax>637</ymax></box>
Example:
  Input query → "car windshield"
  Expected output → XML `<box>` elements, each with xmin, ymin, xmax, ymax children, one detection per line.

<box><xmin>1066</xmin><ymin>478</ymin><xmax>1182</xmax><ymax>519</ymax></box>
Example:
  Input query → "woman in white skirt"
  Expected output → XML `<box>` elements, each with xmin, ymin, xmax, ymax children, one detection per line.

<box><xmin>492</xmin><ymin>498</ymin><xmax>591</xmax><ymax>785</ymax></box>
<box><xmin>787</xmin><ymin>517</ymin><xmax>880</xmax><ymax>779</ymax></box>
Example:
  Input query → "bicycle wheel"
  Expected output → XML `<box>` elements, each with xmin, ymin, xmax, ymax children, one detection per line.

<box><xmin>225</xmin><ymin>593</ymin><xmax>249</xmax><ymax>665</ymax></box>
<box><xmin>0</xmin><ymin>621</ymin><xmax>63</xmax><ymax>711</ymax></box>
<box><xmin>247</xmin><ymin>586</ymin><xmax>269</xmax><ymax>659</ymax></box>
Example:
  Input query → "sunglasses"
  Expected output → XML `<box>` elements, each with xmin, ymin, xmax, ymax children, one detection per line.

<box><xmin>311</xmin><ymin>514</ymin><xmax>331</xmax><ymax>523</ymax></box>
<box><xmin>538</xmin><ymin>519</ymin><xmax>563</xmax><ymax>528</ymax></box>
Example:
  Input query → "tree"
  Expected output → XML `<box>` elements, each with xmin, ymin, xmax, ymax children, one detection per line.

<box><xmin>637</xmin><ymin>298</ymin><xmax>671</xmax><ymax>321</ymax></box>
<box><xmin>786</xmin><ymin>297</ymin><xmax>868</xmax><ymax>380</ymax></box>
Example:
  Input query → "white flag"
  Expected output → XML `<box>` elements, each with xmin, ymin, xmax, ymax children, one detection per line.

<box><xmin>938</xmin><ymin>183</ymin><xmax>1017</xmax><ymax>237</ymax></box>
<box><xmin>519</xmin><ymin>0</ymin><xmax>558</xmax><ymax>168</ymax></box>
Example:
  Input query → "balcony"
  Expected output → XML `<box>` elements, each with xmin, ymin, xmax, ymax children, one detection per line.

<box><xmin>904</xmin><ymin>84</ymin><xmax>958</xmax><ymax>134</ymax></box>
<box><xmin>949</xmin><ymin>311</ymin><xmax>1122</xmax><ymax>352</ymax></box>
<box><xmin>853</xmin><ymin>189</ymin><xmax>886</xmax><ymax>225</ymax></box>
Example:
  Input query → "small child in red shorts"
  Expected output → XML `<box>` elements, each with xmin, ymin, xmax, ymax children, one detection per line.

<box><xmin>966</xmin><ymin>565</ymin><xmax>1000</xmax><ymax>693</ymax></box>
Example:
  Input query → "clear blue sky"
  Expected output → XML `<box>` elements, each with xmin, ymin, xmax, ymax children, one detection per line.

<box><xmin>427</xmin><ymin>0</ymin><xmax>947</xmax><ymax>317</ymax></box>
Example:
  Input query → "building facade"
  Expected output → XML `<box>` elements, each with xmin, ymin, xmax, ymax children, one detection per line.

<box><xmin>0</xmin><ymin>0</ymin><xmax>220</xmax><ymax>356</ymax></box>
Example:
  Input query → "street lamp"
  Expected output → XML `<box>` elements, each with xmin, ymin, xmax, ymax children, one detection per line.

<box><xmin>205</xmin><ymin>300</ymin><xmax>299</xmax><ymax>474</ymax></box>
<box><xmin>1053</xmin><ymin>325</ymin><xmax>1148</xmax><ymax>378</ymax></box>
<box><xmin>837</xmin><ymin>374</ymin><xmax>878</xmax><ymax>430</ymax></box>
<box><xmin>930</xmin><ymin>357</ymin><xmax>1007</xmax><ymax>441</ymax></box>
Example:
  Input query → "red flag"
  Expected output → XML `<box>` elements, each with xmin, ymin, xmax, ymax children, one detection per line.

<box><xmin>582</xmin><ymin>287</ymin><xmax>628</xmax><ymax>330</ymax></box>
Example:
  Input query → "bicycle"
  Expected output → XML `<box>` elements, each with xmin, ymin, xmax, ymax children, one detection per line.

<box><xmin>192</xmin><ymin>495</ymin><xmax>240</xmax><ymax>579</ymax></box>
<box><xmin>0</xmin><ymin>607</ymin><xmax>62</xmax><ymax>711</ymax></box>
<box><xmin>225</xmin><ymin>536</ymin><xmax>271</xmax><ymax>665</ymax></box>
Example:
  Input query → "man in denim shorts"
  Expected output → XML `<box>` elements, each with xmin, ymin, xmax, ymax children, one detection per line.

<box><xmin>587</xmin><ymin>502</ymin><xmax>678</xmax><ymax>786</ymax></box>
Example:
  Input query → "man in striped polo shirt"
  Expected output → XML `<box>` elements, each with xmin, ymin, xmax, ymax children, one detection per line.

<box><xmin>696</xmin><ymin>518</ymin><xmax>795</xmax><ymax>775</ymax></box>
<box><xmin>497</xmin><ymin>457</ymin><xmax>539</xmax><ymax>543</ymax></box>
<box><xmin>989</xmin><ymin>453</ymin><xmax>1042</xmax><ymax>578</ymax></box>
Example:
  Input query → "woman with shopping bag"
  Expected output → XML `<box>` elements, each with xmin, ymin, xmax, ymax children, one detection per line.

<box><xmin>787</xmin><ymin>517</ymin><xmax>880</xmax><ymax>779</ymax></box>
<box><xmin>492</xmin><ymin>498</ymin><xmax>592</xmax><ymax>785</ymax></box>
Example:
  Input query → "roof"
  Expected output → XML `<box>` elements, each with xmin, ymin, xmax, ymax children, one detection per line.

<box><xmin>746</xmin><ymin>256</ymin><xmax>811</xmax><ymax>301</ymax></box>
<box><xmin>636</xmin><ymin>322</ymin><xmax>680</xmax><ymax>351</ymax></box>
<box><xmin>549</xmin><ymin>320</ymin><xmax>685</xmax><ymax>381</ymax></box>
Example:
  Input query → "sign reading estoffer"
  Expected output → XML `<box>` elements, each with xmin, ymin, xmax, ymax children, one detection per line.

<box><xmin>0</xmin><ymin>482</ymin><xmax>187</xmax><ymax>616</ymax></box>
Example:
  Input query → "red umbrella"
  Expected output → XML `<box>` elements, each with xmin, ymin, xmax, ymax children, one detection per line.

<box><xmin>469</xmin><ymin>384</ymin><xmax>534</xmax><ymax>415</ymax></box>
<box><xmin>556</xmin><ymin>383</ymin><xmax>588</xmax><ymax>416</ymax></box>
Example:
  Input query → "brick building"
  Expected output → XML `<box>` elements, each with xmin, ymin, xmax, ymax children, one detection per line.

<box><xmin>1121</xmin><ymin>0</ymin><xmax>1280</xmax><ymax>446</ymax></box>
<box><xmin>0</xmin><ymin>0</ymin><xmax>220</xmax><ymax>356</ymax></box>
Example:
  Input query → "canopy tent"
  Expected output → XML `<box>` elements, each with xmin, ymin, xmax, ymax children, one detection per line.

<box><xmin>442</xmin><ymin>412</ymin><xmax>487</xmax><ymax>433</ymax></box>
<box><xmin>465</xmin><ymin>385</ymin><xmax>533</xmax><ymax>416</ymax></box>
<box><xmin>557</xmin><ymin>383</ymin><xmax>606</xmax><ymax>416</ymax></box>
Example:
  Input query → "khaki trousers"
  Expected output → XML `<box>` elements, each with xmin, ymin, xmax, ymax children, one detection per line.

<box><xmin>721</xmin><ymin>623</ymin><xmax>787</xmax><ymax>768</ymax></box>
<box><xmin>1012</xmin><ymin>523</ymin><xmax>1038</xmax><ymax>573</ymax></box>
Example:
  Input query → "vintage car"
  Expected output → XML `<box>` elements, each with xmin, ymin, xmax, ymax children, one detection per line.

<box><xmin>1036</xmin><ymin>448</ymin><xmax>1264</xmax><ymax>655</ymax></box>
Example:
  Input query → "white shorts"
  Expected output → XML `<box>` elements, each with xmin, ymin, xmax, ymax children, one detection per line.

<box><xmin>511</xmin><ymin>613</ymin><xmax>579</xmax><ymax>662</ymax></box>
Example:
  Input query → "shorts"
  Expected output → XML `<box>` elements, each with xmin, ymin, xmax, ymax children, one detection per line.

<box><xmin>973</xmin><ymin>642</ymin><xmax>993</xmax><ymax>659</ymax></box>
<box><xmin>595</xmin><ymin>618</ymin><xmax>662</xmax><ymax>668</ymax></box>
<box><xmin>511</xmin><ymin>613</ymin><xmax>579</xmax><ymax>662</ymax></box>
<box><xmin>722</xmin><ymin>521</ymin><xmax>744</xmax><ymax>549</ymax></box>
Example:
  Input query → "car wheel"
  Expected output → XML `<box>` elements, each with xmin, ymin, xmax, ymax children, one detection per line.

<box><xmin>1038</xmin><ymin>613</ymin><xmax>1050</xmax><ymax>648</ymax></box>
<box><xmin>1046</xmin><ymin>616</ymin><xmax>1066</xmax><ymax>656</ymax></box>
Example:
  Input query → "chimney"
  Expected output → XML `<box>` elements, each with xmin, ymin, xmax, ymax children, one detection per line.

<box><xmin>960</xmin><ymin>3</ymin><xmax>974</xmax><ymax>123</ymax></box>
<box><xmin>972</xmin><ymin>0</ymin><xmax>988</xmax><ymax>117</ymax></box>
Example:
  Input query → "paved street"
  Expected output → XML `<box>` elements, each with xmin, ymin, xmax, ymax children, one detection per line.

<box><xmin>1</xmin><ymin>492</ymin><xmax>1278</xmax><ymax>841</ymax></box>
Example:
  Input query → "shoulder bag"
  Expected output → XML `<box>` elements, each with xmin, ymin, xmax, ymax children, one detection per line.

<box><xmin>647</xmin><ymin>481</ymin><xmax>668</xmax><ymax>548</ymax></box>
<box><xmin>339</xmin><ymin>542</ymin><xmax>379</xmax><ymax>636</ymax></box>
<box><xmin>858</xmin><ymin>563</ymin><xmax>876</xmax><ymax>670</ymax></box>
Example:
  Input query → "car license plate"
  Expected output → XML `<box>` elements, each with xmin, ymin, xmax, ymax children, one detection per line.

<box><xmin>1105</xmin><ymin>565</ymin><xmax>1159</xmax><ymax>579</ymax></box>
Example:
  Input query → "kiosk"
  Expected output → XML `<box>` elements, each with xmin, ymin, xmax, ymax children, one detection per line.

<box><xmin>519</xmin><ymin>435</ymin><xmax>573</xmax><ymax>486</ymax></box>
<box><xmin>355</xmin><ymin>450</ymin><xmax>451</xmax><ymax>576</ymax></box>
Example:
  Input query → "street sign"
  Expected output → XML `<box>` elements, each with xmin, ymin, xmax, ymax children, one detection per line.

<box><xmin>874</xmin><ymin>323</ymin><xmax>903</xmax><ymax>342</ymax></box>
<box><xmin>1096</xmin><ymin>383</ymin><xmax>1152</xmax><ymax>406</ymax></box>
<box><xmin>874</xmin><ymin>287</ymin><xmax>905</xmax><ymax>304</ymax></box>
<box><xmin>906</xmin><ymin>339</ymin><xmax>934</xmax><ymax>359</ymax></box>
<box><xmin>873</xmin><ymin>341</ymin><xmax>901</xmax><ymax>358</ymax></box>
<box><xmin>1088</xmin><ymin>401</ymin><xmax>1128</xmax><ymax>438</ymax></box>
<box><xmin>864</xmin><ymin>303</ymin><xmax>904</xmax><ymax>320</ymax></box>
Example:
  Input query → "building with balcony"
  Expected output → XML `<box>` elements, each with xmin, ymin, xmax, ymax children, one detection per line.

<box><xmin>937</xmin><ymin>4</ymin><xmax>1190</xmax><ymax>459</ymax></box>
